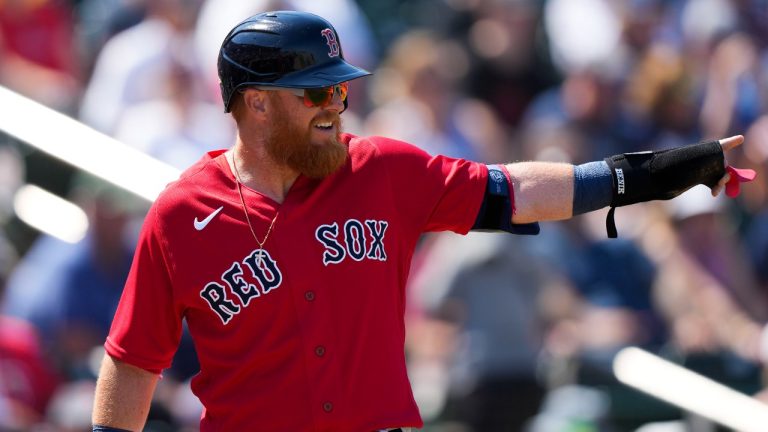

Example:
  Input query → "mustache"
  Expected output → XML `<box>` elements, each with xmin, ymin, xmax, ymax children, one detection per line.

<box><xmin>312</xmin><ymin>111</ymin><xmax>341</xmax><ymax>125</ymax></box>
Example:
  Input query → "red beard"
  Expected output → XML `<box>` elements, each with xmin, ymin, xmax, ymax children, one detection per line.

<box><xmin>265</xmin><ymin>94</ymin><xmax>348</xmax><ymax>178</ymax></box>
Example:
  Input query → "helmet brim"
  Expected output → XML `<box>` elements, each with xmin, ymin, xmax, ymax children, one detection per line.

<box><xmin>271</xmin><ymin>59</ymin><xmax>371</xmax><ymax>89</ymax></box>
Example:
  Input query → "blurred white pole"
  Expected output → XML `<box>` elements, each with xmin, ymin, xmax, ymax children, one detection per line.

<box><xmin>13</xmin><ymin>184</ymin><xmax>88</xmax><ymax>243</ymax></box>
<box><xmin>0</xmin><ymin>85</ymin><xmax>180</xmax><ymax>202</ymax></box>
<box><xmin>614</xmin><ymin>347</ymin><xmax>768</xmax><ymax>432</ymax></box>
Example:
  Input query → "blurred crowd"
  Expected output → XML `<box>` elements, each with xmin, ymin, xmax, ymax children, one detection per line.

<box><xmin>0</xmin><ymin>0</ymin><xmax>768</xmax><ymax>430</ymax></box>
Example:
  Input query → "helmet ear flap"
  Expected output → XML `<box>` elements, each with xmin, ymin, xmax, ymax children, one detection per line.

<box><xmin>220</xmin><ymin>81</ymin><xmax>234</xmax><ymax>113</ymax></box>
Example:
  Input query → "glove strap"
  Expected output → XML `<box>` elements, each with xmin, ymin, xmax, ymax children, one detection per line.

<box><xmin>606</xmin><ymin>206</ymin><xmax>618</xmax><ymax>239</ymax></box>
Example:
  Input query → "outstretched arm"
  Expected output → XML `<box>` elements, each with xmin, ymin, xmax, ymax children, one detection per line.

<box><xmin>506</xmin><ymin>161</ymin><xmax>574</xmax><ymax>224</ymax></box>
<box><xmin>92</xmin><ymin>354</ymin><xmax>159</xmax><ymax>431</ymax></box>
<box><xmin>505</xmin><ymin>135</ymin><xmax>745</xmax><ymax>225</ymax></box>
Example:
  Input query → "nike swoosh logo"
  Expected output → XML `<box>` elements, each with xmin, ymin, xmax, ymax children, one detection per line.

<box><xmin>194</xmin><ymin>206</ymin><xmax>224</xmax><ymax>231</ymax></box>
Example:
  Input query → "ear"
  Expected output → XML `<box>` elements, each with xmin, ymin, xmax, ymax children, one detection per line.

<box><xmin>242</xmin><ymin>88</ymin><xmax>267</xmax><ymax>116</ymax></box>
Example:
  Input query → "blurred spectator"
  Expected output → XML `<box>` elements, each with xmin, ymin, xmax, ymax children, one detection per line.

<box><xmin>73</xmin><ymin>0</ymin><xmax>147</xmax><ymax>76</ymax></box>
<box><xmin>0</xmin><ymin>0</ymin><xmax>80</xmax><ymax>111</ymax></box>
<box><xmin>522</xmin><ymin>68</ymin><xmax>622</xmax><ymax>163</ymax></box>
<box><xmin>740</xmin><ymin>116</ymin><xmax>768</xmax><ymax>290</ymax></box>
<box><xmin>668</xmin><ymin>187</ymin><xmax>764</xmax><ymax>319</ymax></box>
<box><xmin>409</xmin><ymin>231</ymin><xmax>570</xmax><ymax>431</ymax></box>
<box><xmin>114</xmin><ymin>58</ymin><xmax>233</xmax><ymax>169</ymax></box>
<box><xmin>364</xmin><ymin>30</ymin><xmax>489</xmax><ymax>160</ymax></box>
<box><xmin>455</xmin><ymin>0</ymin><xmax>560</xmax><ymax>127</ymax></box>
<box><xmin>527</xmin><ymin>212</ymin><xmax>670</xmax><ymax>432</ymax></box>
<box><xmin>544</xmin><ymin>0</ymin><xmax>623</xmax><ymax>75</ymax></box>
<box><xmin>4</xmin><ymin>175</ymin><xmax>200</xmax><ymax>429</ymax></box>
<box><xmin>3</xmin><ymin>174</ymin><xmax>144</xmax><ymax>380</ymax></box>
<box><xmin>0</xmin><ymin>231</ymin><xmax>61</xmax><ymax>430</ymax></box>
<box><xmin>79</xmin><ymin>0</ymin><xmax>205</xmax><ymax>134</ymax></box>
<box><xmin>0</xmin><ymin>139</ymin><xmax>61</xmax><ymax>430</ymax></box>
<box><xmin>648</xmin><ymin>187</ymin><xmax>767</xmax><ymax>363</ymax></box>
<box><xmin>700</xmin><ymin>32</ymin><xmax>763</xmax><ymax>140</ymax></box>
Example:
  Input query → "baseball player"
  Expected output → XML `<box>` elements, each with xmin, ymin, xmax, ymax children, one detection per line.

<box><xmin>91</xmin><ymin>11</ymin><xmax>754</xmax><ymax>432</ymax></box>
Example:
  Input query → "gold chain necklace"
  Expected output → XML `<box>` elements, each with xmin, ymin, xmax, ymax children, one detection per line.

<box><xmin>231</xmin><ymin>151</ymin><xmax>279</xmax><ymax>267</ymax></box>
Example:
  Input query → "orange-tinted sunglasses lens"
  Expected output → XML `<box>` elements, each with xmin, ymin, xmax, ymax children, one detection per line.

<box><xmin>302</xmin><ymin>82</ymin><xmax>348</xmax><ymax>107</ymax></box>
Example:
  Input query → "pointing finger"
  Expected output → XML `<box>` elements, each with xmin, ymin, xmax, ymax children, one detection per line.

<box><xmin>719</xmin><ymin>135</ymin><xmax>744</xmax><ymax>152</ymax></box>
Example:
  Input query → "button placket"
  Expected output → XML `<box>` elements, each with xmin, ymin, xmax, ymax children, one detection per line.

<box><xmin>296</xmin><ymin>280</ymin><xmax>337</xmax><ymax>422</ymax></box>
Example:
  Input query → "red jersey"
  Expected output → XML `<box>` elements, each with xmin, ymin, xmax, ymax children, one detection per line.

<box><xmin>105</xmin><ymin>134</ymin><xmax>487</xmax><ymax>431</ymax></box>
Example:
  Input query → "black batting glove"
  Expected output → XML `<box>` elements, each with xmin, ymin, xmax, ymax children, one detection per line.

<box><xmin>603</xmin><ymin>140</ymin><xmax>725</xmax><ymax>237</ymax></box>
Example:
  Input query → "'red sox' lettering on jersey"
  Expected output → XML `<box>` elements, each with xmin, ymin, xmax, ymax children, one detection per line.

<box><xmin>199</xmin><ymin>248</ymin><xmax>282</xmax><ymax>325</ymax></box>
<box><xmin>201</xmin><ymin>216</ymin><xmax>389</xmax><ymax>325</ymax></box>
<box><xmin>315</xmin><ymin>219</ymin><xmax>389</xmax><ymax>265</ymax></box>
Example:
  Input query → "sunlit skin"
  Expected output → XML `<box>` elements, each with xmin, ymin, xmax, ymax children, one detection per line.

<box><xmin>263</xmin><ymin>89</ymin><xmax>348</xmax><ymax>179</ymax></box>
<box><xmin>225</xmin><ymin>86</ymin><xmax>348</xmax><ymax>204</ymax></box>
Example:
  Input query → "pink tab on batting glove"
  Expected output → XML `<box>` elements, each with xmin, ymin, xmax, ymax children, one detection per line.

<box><xmin>725</xmin><ymin>166</ymin><xmax>757</xmax><ymax>198</ymax></box>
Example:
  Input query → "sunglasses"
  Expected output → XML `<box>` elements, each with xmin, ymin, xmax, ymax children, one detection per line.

<box><xmin>254</xmin><ymin>82</ymin><xmax>349</xmax><ymax>108</ymax></box>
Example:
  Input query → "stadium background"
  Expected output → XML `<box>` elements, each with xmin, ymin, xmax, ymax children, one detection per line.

<box><xmin>1</xmin><ymin>0</ymin><xmax>768</xmax><ymax>430</ymax></box>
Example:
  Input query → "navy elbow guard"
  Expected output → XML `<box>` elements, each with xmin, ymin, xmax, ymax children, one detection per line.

<box><xmin>473</xmin><ymin>165</ymin><xmax>539</xmax><ymax>235</ymax></box>
<box><xmin>604</xmin><ymin>139</ymin><xmax>725</xmax><ymax>237</ymax></box>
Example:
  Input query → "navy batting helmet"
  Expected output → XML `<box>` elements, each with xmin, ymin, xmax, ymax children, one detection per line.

<box><xmin>218</xmin><ymin>10</ymin><xmax>371</xmax><ymax>112</ymax></box>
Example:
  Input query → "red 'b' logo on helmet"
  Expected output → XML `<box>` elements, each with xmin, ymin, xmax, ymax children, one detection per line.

<box><xmin>320</xmin><ymin>28</ymin><xmax>340</xmax><ymax>58</ymax></box>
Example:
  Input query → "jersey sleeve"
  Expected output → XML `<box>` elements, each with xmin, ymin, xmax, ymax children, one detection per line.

<box><xmin>104</xmin><ymin>204</ymin><xmax>183</xmax><ymax>374</ymax></box>
<box><xmin>369</xmin><ymin>136</ymin><xmax>487</xmax><ymax>235</ymax></box>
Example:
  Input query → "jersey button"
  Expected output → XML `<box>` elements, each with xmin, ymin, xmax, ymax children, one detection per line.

<box><xmin>322</xmin><ymin>402</ymin><xmax>333</xmax><ymax>412</ymax></box>
<box><xmin>304</xmin><ymin>291</ymin><xmax>315</xmax><ymax>301</ymax></box>
<box><xmin>314</xmin><ymin>345</ymin><xmax>326</xmax><ymax>357</ymax></box>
